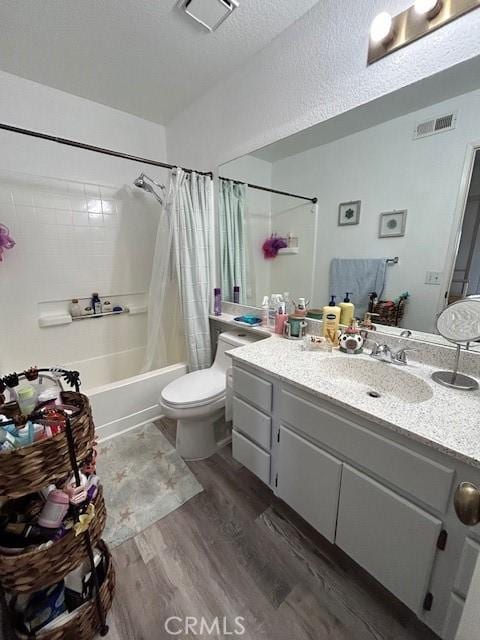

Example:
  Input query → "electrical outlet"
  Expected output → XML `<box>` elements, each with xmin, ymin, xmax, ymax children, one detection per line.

<box><xmin>425</xmin><ymin>271</ymin><xmax>442</xmax><ymax>285</ymax></box>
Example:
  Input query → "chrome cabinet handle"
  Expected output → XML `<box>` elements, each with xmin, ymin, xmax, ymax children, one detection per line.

<box><xmin>454</xmin><ymin>482</ymin><xmax>480</xmax><ymax>526</ymax></box>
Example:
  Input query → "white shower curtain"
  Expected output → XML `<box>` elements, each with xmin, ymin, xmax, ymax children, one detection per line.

<box><xmin>219</xmin><ymin>180</ymin><xmax>247</xmax><ymax>304</ymax></box>
<box><xmin>144</xmin><ymin>168</ymin><xmax>215</xmax><ymax>373</ymax></box>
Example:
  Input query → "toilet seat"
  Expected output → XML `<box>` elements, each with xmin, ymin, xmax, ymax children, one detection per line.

<box><xmin>161</xmin><ymin>369</ymin><xmax>225</xmax><ymax>409</ymax></box>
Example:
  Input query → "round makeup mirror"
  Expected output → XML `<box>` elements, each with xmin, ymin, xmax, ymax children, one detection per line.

<box><xmin>432</xmin><ymin>298</ymin><xmax>480</xmax><ymax>391</ymax></box>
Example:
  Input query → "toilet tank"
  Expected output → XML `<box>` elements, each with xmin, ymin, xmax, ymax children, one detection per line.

<box><xmin>212</xmin><ymin>330</ymin><xmax>259</xmax><ymax>373</ymax></box>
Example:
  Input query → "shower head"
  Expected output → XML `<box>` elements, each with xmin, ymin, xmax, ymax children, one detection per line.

<box><xmin>133</xmin><ymin>173</ymin><xmax>165</xmax><ymax>204</ymax></box>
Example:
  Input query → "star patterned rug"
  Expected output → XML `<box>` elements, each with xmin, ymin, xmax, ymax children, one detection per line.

<box><xmin>96</xmin><ymin>422</ymin><xmax>203</xmax><ymax>547</ymax></box>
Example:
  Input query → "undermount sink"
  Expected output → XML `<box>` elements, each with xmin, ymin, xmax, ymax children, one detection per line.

<box><xmin>317</xmin><ymin>357</ymin><xmax>433</xmax><ymax>405</ymax></box>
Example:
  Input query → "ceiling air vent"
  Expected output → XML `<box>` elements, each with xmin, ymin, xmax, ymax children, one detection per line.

<box><xmin>183</xmin><ymin>0</ymin><xmax>239</xmax><ymax>32</ymax></box>
<box><xmin>413</xmin><ymin>112</ymin><xmax>457</xmax><ymax>140</ymax></box>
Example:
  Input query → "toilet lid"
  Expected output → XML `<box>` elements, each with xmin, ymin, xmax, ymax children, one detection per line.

<box><xmin>161</xmin><ymin>369</ymin><xmax>225</xmax><ymax>408</ymax></box>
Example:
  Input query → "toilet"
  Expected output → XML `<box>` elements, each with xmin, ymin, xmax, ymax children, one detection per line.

<box><xmin>160</xmin><ymin>331</ymin><xmax>257</xmax><ymax>460</ymax></box>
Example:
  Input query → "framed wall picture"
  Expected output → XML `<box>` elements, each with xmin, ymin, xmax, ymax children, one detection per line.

<box><xmin>379</xmin><ymin>210</ymin><xmax>407</xmax><ymax>238</ymax></box>
<box><xmin>338</xmin><ymin>200</ymin><xmax>361</xmax><ymax>226</ymax></box>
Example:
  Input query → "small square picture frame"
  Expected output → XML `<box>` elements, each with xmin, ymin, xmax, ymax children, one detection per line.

<box><xmin>379</xmin><ymin>210</ymin><xmax>407</xmax><ymax>238</ymax></box>
<box><xmin>338</xmin><ymin>201</ymin><xmax>361</xmax><ymax>226</ymax></box>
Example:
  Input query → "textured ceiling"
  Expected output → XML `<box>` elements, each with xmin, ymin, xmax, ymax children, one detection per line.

<box><xmin>0</xmin><ymin>0</ymin><xmax>319</xmax><ymax>124</ymax></box>
<box><xmin>251</xmin><ymin>57</ymin><xmax>480</xmax><ymax>163</ymax></box>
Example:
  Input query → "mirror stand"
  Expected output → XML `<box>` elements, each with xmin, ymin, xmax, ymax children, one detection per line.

<box><xmin>432</xmin><ymin>343</ymin><xmax>479</xmax><ymax>391</ymax></box>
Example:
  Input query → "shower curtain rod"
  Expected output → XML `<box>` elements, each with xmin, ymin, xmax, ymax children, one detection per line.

<box><xmin>218</xmin><ymin>176</ymin><xmax>317</xmax><ymax>204</ymax></box>
<box><xmin>0</xmin><ymin>122</ymin><xmax>213</xmax><ymax>176</ymax></box>
<box><xmin>0</xmin><ymin>122</ymin><xmax>317</xmax><ymax>203</ymax></box>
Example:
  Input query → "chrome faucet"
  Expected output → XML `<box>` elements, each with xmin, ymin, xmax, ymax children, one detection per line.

<box><xmin>370</xmin><ymin>342</ymin><xmax>394</xmax><ymax>363</ymax></box>
<box><xmin>370</xmin><ymin>342</ymin><xmax>417</xmax><ymax>366</ymax></box>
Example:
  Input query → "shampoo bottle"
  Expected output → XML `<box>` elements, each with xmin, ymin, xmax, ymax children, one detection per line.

<box><xmin>322</xmin><ymin>295</ymin><xmax>341</xmax><ymax>344</ymax></box>
<box><xmin>339</xmin><ymin>292</ymin><xmax>355</xmax><ymax>326</ymax></box>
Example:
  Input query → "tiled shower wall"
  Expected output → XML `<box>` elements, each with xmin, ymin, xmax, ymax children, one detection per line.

<box><xmin>0</xmin><ymin>172</ymin><xmax>159</xmax><ymax>383</ymax></box>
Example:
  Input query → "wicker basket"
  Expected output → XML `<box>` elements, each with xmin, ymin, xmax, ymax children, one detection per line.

<box><xmin>0</xmin><ymin>392</ymin><xmax>95</xmax><ymax>498</ymax></box>
<box><xmin>11</xmin><ymin>540</ymin><xmax>115</xmax><ymax>640</ymax></box>
<box><xmin>0</xmin><ymin>487</ymin><xmax>107</xmax><ymax>594</ymax></box>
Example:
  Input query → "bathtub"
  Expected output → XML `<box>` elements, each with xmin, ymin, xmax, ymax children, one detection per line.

<box><xmin>65</xmin><ymin>349</ymin><xmax>187</xmax><ymax>441</ymax></box>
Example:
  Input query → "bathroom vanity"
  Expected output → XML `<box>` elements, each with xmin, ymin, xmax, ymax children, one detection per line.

<box><xmin>229</xmin><ymin>337</ymin><xmax>480</xmax><ymax>640</ymax></box>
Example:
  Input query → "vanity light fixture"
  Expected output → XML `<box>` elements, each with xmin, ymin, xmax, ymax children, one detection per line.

<box><xmin>414</xmin><ymin>0</ymin><xmax>443</xmax><ymax>18</ymax></box>
<box><xmin>369</xmin><ymin>11</ymin><xmax>394</xmax><ymax>44</ymax></box>
<box><xmin>368</xmin><ymin>0</ymin><xmax>480</xmax><ymax>64</ymax></box>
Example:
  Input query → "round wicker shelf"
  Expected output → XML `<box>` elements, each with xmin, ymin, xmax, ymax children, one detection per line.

<box><xmin>0</xmin><ymin>487</ymin><xmax>107</xmax><ymax>594</ymax></box>
<box><xmin>11</xmin><ymin>540</ymin><xmax>115</xmax><ymax>640</ymax></box>
<box><xmin>0</xmin><ymin>392</ymin><xmax>95</xmax><ymax>498</ymax></box>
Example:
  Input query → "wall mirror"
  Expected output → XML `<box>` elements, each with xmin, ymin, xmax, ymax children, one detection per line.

<box><xmin>217</xmin><ymin>58</ymin><xmax>480</xmax><ymax>347</ymax></box>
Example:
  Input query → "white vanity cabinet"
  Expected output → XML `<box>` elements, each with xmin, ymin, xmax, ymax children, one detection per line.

<box><xmin>231</xmin><ymin>361</ymin><xmax>480</xmax><ymax>639</ymax></box>
<box><xmin>277</xmin><ymin>426</ymin><xmax>342</xmax><ymax>542</ymax></box>
<box><xmin>336</xmin><ymin>465</ymin><xmax>442</xmax><ymax>613</ymax></box>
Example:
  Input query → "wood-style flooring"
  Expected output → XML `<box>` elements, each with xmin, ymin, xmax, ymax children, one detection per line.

<box><xmin>105</xmin><ymin>420</ymin><xmax>439</xmax><ymax>640</ymax></box>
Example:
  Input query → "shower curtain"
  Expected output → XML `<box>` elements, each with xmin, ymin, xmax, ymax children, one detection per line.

<box><xmin>219</xmin><ymin>180</ymin><xmax>247</xmax><ymax>304</ymax></box>
<box><xmin>144</xmin><ymin>168</ymin><xmax>215</xmax><ymax>372</ymax></box>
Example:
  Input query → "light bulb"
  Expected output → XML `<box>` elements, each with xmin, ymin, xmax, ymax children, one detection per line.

<box><xmin>370</xmin><ymin>12</ymin><xmax>394</xmax><ymax>44</ymax></box>
<box><xmin>414</xmin><ymin>0</ymin><xmax>442</xmax><ymax>17</ymax></box>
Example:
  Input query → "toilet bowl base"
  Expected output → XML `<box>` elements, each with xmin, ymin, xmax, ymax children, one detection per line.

<box><xmin>176</xmin><ymin>410</ymin><xmax>223</xmax><ymax>461</ymax></box>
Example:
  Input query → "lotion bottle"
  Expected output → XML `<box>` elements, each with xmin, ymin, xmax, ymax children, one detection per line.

<box><xmin>339</xmin><ymin>292</ymin><xmax>355</xmax><ymax>326</ymax></box>
<box><xmin>322</xmin><ymin>295</ymin><xmax>341</xmax><ymax>344</ymax></box>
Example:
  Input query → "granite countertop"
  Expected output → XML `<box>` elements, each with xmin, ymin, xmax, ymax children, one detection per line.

<box><xmin>228</xmin><ymin>335</ymin><xmax>480</xmax><ymax>469</ymax></box>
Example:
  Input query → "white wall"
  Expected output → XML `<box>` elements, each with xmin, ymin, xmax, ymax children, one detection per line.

<box><xmin>270</xmin><ymin>89</ymin><xmax>480</xmax><ymax>332</ymax></box>
<box><xmin>269</xmin><ymin>194</ymin><xmax>318</xmax><ymax>308</ymax></box>
<box><xmin>220</xmin><ymin>155</ymin><xmax>272</xmax><ymax>305</ymax></box>
<box><xmin>166</xmin><ymin>0</ymin><xmax>480</xmax><ymax>171</ymax></box>
<box><xmin>0</xmin><ymin>71</ymin><xmax>170</xmax><ymax>383</ymax></box>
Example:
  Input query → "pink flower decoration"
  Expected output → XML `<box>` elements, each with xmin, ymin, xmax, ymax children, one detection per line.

<box><xmin>0</xmin><ymin>224</ymin><xmax>15</xmax><ymax>261</ymax></box>
<box><xmin>262</xmin><ymin>234</ymin><xmax>288</xmax><ymax>259</ymax></box>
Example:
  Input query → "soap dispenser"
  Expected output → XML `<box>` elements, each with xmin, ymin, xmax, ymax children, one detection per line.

<box><xmin>322</xmin><ymin>295</ymin><xmax>341</xmax><ymax>344</ymax></box>
<box><xmin>339</xmin><ymin>319</ymin><xmax>364</xmax><ymax>354</ymax></box>
<box><xmin>339</xmin><ymin>292</ymin><xmax>355</xmax><ymax>326</ymax></box>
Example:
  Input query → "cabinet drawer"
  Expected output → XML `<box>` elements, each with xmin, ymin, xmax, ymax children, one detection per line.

<box><xmin>233</xmin><ymin>397</ymin><xmax>271</xmax><ymax>451</ymax></box>
<box><xmin>232</xmin><ymin>430</ymin><xmax>271</xmax><ymax>484</ymax></box>
<box><xmin>233</xmin><ymin>367</ymin><xmax>272</xmax><ymax>413</ymax></box>
<box><xmin>454</xmin><ymin>538</ymin><xmax>480</xmax><ymax>599</ymax></box>
<box><xmin>278</xmin><ymin>426</ymin><xmax>342</xmax><ymax>543</ymax></box>
<box><xmin>281</xmin><ymin>390</ymin><xmax>454</xmax><ymax>513</ymax></box>
<box><xmin>336</xmin><ymin>465</ymin><xmax>442</xmax><ymax>614</ymax></box>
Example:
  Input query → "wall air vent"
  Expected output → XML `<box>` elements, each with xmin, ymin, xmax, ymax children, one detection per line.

<box><xmin>183</xmin><ymin>0</ymin><xmax>239</xmax><ymax>32</ymax></box>
<box><xmin>413</xmin><ymin>112</ymin><xmax>457</xmax><ymax>140</ymax></box>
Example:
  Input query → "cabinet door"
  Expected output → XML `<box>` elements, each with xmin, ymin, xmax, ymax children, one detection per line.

<box><xmin>277</xmin><ymin>426</ymin><xmax>342</xmax><ymax>543</ymax></box>
<box><xmin>336</xmin><ymin>465</ymin><xmax>442</xmax><ymax>614</ymax></box>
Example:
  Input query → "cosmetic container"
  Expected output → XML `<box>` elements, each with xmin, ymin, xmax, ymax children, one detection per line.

<box><xmin>38</xmin><ymin>490</ymin><xmax>70</xmax><ymax>528</ymax></box>
<box><xmin>214</xmin><ymin>288</ymin><xmax>222</xmax><ymax>316</ymax></box>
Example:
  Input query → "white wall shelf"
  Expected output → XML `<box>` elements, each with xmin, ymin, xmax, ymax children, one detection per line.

<box><xmin>277</xmin><ymin>247</ymin><xmax>299</xmax><ymax>255</ymax></box>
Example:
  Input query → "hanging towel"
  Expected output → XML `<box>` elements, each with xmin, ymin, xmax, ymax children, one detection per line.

<box><xmin>329</xmin><ymin>258</ymin><xmax>388</xmax><ymax>319</ymax></box>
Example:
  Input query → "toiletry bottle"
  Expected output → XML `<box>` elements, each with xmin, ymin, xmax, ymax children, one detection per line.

<box><xmin>339</xmin><ymin>292</ymin><xmax>355</xmax><ymax>326</ymax></box>
<box><xmin>233</xmin><ymin>286</ymin><xmax>240</xmax><ymax>304</ymax></box>
<box><xmin>214</xmin><ymin>288</ymin><xmax>222</xmax><ymax>316</ymax></box>
<box><xmin>69</xmin><ymin>299</ymin><xmax>82</xmax><ymax>318</ymax></box>
<box><xmin>38</xmin><ymin>489</ymin><xmax>70</xmax><ymax>529</ymax></box>
<box><xmin>322</xmin><ymin>295</ymin><xmax>341</xmax><ymax>344</ymax></box>
<box><xmin>275</xmin><ymin>302</ymin><xmax>287</xmax><ymax>335</ymax></box>
<box><xmin>261</xmin><ymin>296</ymin><xmax>269</xmax><ymax>327</ymax></box>
<box><xmin>91</xmin><ymin>292</ymin><xmax>102</xmax><ymax>315</ymax></box>
<box><xmin>283</xmin><ymin>292</ymin><xmax>291</xmax><ymax>314</ymax></box>
<box><xmin>268</xmin><ymin>294</ymin><xmax>278</xmax><ymax>329</ymax></box>
<box><xmin>368</xmin><ymin>291</ymin><xmax>378</xmax><ymax>314</ymax></box>
<box><xmin>17</xmin><ymin>384</ymin><xmax>38</xmax><ymax>417</ymax></box>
